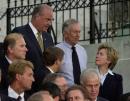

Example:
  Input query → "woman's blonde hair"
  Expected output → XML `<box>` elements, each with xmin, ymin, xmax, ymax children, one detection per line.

<box><xmin>98</xmin><ymin>43</ymin><xmax>119</xmax><ymax>70</ymax></box>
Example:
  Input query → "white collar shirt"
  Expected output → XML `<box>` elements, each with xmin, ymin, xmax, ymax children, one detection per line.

<box><xmin>56</xmin><ymin>41</ymin><xmax>87</xmax><ymax>86</ymax></box>
<box><xmin>97</xmin><ymin>68</ymin><xmax>114</xmax><ymax>85</ymax></box>
<box><xmin>5</xmin><ymin>55</ymin><xmax>12</xmax><ymax>64</ymax></box>
<box><xmin>29</xmin><ymin>22</ymin><xmax>43</xmax><ymax>40</ymax></box>
<box><xmin>8</xmin><ymin>86</ymin><xmax>24</xmax><ymax>101</ymax></box>
<box><xmin>29</xmin><ymin>22</ymin><xmax>38</xmax><ymax>37</ymax></box>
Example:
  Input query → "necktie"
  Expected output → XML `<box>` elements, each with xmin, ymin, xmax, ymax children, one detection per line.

<box><xmin>17</xmin><ymin>96</ymin><xmax>22</xmax><ymax>101</ymax></box>
<box><xmin>37</xmin><ymin>32</ymin><xmax>44</xmax><ymax>51</ymax></box>
<box><xmin>72</xmin><ymin>46</ymin><xmax>81</xmax><ymax>84</ymax></box>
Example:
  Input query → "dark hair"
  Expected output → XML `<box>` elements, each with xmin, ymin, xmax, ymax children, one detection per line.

<box><xmin>40</xmin><ymin>82</ymin><xmax>61</xmax><ymax>98</ymax></box>
<box><xmin>43</xmin><ymin>73</ymin><xmax>65</xmax><ymax>84</ymax></box>
<box><xmin>43</xmin><ymin>46</ymin><xmax>64</xmax><ymax>66</ymax></box>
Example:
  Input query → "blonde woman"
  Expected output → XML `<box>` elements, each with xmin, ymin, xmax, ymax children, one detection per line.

<box><xmin>96</xmin><ymin>43</ymin><xmax>123</xmax><ymax>101</ymax></box>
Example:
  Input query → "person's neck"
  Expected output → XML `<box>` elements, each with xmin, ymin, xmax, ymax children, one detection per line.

<box><xmin>10</xmin><ymin>83</ymin><xmax>24</xmax><ymax>95</ymax></box>
<box><xmin>49</xmin><ymin>65</ymin><xmax>57</xmax><ymax>73</ymax></box>
<box><xmin>6</xmin><ymin>55</ymin><xmax>16</xmax><ymax>62</ymax></box>
<box><xmin>98</xmin><ymin>65</ymin><xmax>108</xmax><ymax>75</ymax></box>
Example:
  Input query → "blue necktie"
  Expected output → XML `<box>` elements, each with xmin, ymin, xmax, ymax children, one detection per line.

<box><xmin>72</xmin><ymin>46</ymin><xmax>81</xmax><ymax>84</ymax></box>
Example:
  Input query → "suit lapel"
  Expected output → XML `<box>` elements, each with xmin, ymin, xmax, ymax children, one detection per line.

<box><xmin>24</xmin><ymin>24</ymin><xmax>43</xmax><ymax>54</ymax></box>
<box><xmin>103</xmin><ymin>73</ymin><xmax>113</xmax><ymax>86</ymax></box>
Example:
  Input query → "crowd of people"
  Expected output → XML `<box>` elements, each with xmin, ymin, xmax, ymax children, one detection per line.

<box><xmin>0</xmin><ymin>4</ymin><xmax>129</xmax><ymax>101</ymax></box>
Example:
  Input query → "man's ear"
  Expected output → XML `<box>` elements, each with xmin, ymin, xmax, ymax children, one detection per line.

<box><xmin>55</xmin><ymin>59</ymin><xmax>59</xmax><ymax>65</ymax></box>
<box><xmin>16</xmin><ymin>73</ymin><xmax>22</xmax><ymax>81</ymax></box>
<box><xmin>8</xmin><ymin>46</ymin><xmax>13</xmax><ymax>54</ymax></box>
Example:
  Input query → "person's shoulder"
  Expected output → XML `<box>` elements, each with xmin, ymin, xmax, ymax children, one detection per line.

<box><xmin>56</xmin><ymin>42</ymin><xmax>65</xmax><ymax>48</ymax></box>
<box><xmin>97</xmin><ymin>96</ymin><xmax>109</xmax><ymax>101</ymax></box>
<box><xmin>13</xmin><ymin>24</ymin><xmax>27</xmax><ymax>29</ymax></box>
<box><xmin>12</xmin><ymin>24</ymin><xmax>29</xmax><ymax>33</ymax></box>
<box><xmin>0</xmin><ymin>94</ymin><xmax>10</xmax><ymax>101</ymax></box>
<box><xmin>113</xmin><ymin>72</ymin><xmax>123</xmax><ymax>81</ymax></box>
<box><xmin>76</xmin><ymin>44</ymin><xmax>86</xmax><ymax>51</ymax></box>
<box><xmin>119</xmin><ymin>92</ymin><xmax>130</xmax><ymax>101</ymax></box>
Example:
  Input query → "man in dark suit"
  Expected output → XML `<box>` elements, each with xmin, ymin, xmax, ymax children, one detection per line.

<box><xmin>80</xmin><ymin>69</ymin><xmax>109</xmax><ymax>101</ymax></box>
<box><xmin>0</xmin><ymin>60</ymin><xmax>34</xmax><ymax>101</ymax></box>
<box><xmin>0</xmin><ymin>94</ymin><xmax>18</xmax><ymax>101</ymax></box>
<box><xmin>12</xmin><ymin>4</ymin><xmax>54</xmax><ymax>93</ymax></box>
<box><xmin>0</xmin><ymin>33</ymin><xmax>28</xmax><ymax>90</ymax></box>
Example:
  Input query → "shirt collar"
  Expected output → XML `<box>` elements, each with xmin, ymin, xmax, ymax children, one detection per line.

<box><xmin>63</xmin><ymin>41</ymin><xmax>78</xmax><ymax>49</ymax></box>
<box><xmin>8</xmin><ymin>86</ymin><xmax>24</xmax><ymax>99</ymax></box>
<box><xmin>97</xmin><ymin>68</ymin><xmax>114</xmax><ymax>76</ymax></box>
<box><xmin>108</xmin><ymin>69</ymin><xmax>114</xmax><ymax>75</ymax></box>
<box><xmin>47</xmin><ymin>66</ymin><xmax>54</xmax><ymax>73</ymax></box>
<box><xmin>5</xmin><ymin>55</ymin><xmax>12</xmax><ymax>64</ymax></box>
<box><xmin>29</xmin><ymin>22</ymin><xmax>38</xmax><ymax>37</ymax></box>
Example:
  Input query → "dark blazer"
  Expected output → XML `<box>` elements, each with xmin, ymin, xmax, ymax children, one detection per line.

<box><xmin>0</xmin><ymin>88</ymin><xmax>29</xmax><ymax>101</ymax></box>
<box><xmin>12</xmin><ymin>24</ymin><xmax>54</xmax><ymax>93</ymax></box>
<box><xmin>0</xmin><ymin>56</ymin><xmax>10</xmax><ymax>90</ymax></box>
<box><xmin>99</xmin><ymin>73</ymin><xmax>123</xmax><ymax>101</ymax></box>
<box><xmin>119</xmin><ymin>92</ymin><xmax>130</xmax><ymax>101</ymax></box>
<box><xmin>97</xmin><ymin>97</ymin><xmax>109</xmax><ymax>101</ymax></box>
<box><xmin>0</xmin><ymin>94</ymin><xmax>17</xmax><ymax>101</ymax></box>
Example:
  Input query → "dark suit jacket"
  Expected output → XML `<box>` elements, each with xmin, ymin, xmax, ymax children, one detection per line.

<box><xmin>12</xmin><ymin>24</ymin><xmax>54</xmax><ymax>93</ymax></box>
<box><xmin>0</xmin><ymin>94</ymin><xmax>17</xmax><ymax>101</ymax></box>
<box><xmin>0</xmin><ymin>88</ymin><xmax>29</xmax><ymax>101</ymax></box>
<box><xmin>99</xmin><ymin>73</ymin><xmax>123</xmax><ymax>101</ymax></box>
<box><xmin>0</xmin><ymin>56</ymin><xmax>10</xmax><ymax>90</ymax></box>
<box><xmin>119</xmin><ymin>92</ymin><xmax>130</xmax><ymax>101</ymax></box>
<box><xmin>97</xmin><ymin>97</ymin><xmax>109</xmax><ymax>101</ymax></box>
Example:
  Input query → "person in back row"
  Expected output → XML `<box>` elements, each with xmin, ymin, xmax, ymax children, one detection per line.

<box><xmin>56</xmin><ymin>18</ymin><xmax>87</xmax><ymax>86</ymax></box>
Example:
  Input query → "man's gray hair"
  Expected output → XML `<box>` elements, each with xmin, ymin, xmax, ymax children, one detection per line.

<box><xmin>62</xmin><ymin>18</ymin><xmax>79</xmax><ymax>33</ymax></box>
<box><xmin>80</xmin><ymin>68</ymin><xmax>100</xmax><ymax>85</ymax></box>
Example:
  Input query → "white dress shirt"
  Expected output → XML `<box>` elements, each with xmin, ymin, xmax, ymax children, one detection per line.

<box><xmin>8</xmin><ymin>86</ymin><xmax>24</xmax><ymax>101</ymax></box>
<box><xmin>29</xmin><ymin>22</ymin><xmax>43</xmax><ymax>41</ymax></box>
<box><xmin>97</xmin><ymin>68</ymin><xmax>114</xmax><ymax>85</ymax></box>
<box><xmin>56</xmin><ymin>41</ymin><xmax>87</xmax><ymax>86</ymax></box>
